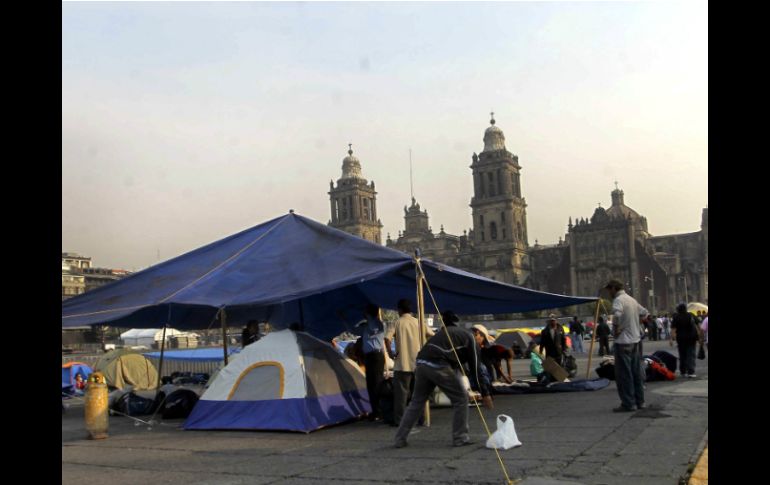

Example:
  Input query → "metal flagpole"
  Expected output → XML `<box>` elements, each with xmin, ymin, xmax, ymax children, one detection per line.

<box><xmin>414</xmin><ymin>249</ymin><xmax>430</xmax><ymax>427</ymax></box>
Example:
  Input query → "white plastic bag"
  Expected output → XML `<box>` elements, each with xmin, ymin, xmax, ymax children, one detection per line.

<box><xmin>485</xmin><ymin>414</ymin><xmax>522</xmax><ymax>450</ymax></box>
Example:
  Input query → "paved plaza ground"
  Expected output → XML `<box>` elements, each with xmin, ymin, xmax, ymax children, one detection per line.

<box><xmin>62</xmin><ymin>340</ymin><xmax>708</xmax><ymax>485</ymax></box>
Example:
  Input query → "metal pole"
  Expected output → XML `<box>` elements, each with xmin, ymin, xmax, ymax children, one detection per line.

<box><xmin>648</xmin><ymin>270</ymin><xmax>656</xmax><ymax>315</ymax></box>
<box><xmin>684</xmin><ymin>275</ymin><xmax>689</xmax><ymax>304</ymax></box>
<box><xmin>220</xmin><ymin>308</ymin><xmax>229</xmax><ymax>366</ymax></box>
<box><xmin>298</xmin><ymin>299</ymin><xmax>305</xmax><ymax>331</ymax></box>
<box><xmin>585</xmin><ymin>299</ymin><xmax>601</xmax><ymax>379</ymax></box>
<box><xmin>415</xmin><ymin>251</ymin><xmax>430</xmax><ymax>427</ymax></box>
<box><xmin>156</xmin><ymin>324</ymin><xmax>167</xmax><ymax>393</ymax></box>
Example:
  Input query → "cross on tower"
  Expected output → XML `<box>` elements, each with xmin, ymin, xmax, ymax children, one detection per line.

<box><xmin>348</xmin><ymin>143</ymin><xmax>353</xmax><ymax>155</ymax></box>
<box><xmin>490</xmin><ymin>111</ymin><xmax>495</xmax><ymax>125</ymax></box>
<box><xmin>614</xmin><ymin>180</ymin><xmax>619</xmax><ymax>190</ymax></box>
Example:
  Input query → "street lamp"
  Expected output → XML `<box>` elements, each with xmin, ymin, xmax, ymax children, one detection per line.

<box><xmin>644</xmin><ymin>271</ymin><xmax>655</xmax><ymax>314</ymax></box>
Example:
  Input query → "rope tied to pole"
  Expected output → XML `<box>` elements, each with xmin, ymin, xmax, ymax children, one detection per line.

<box><xmin>414</xmin><ymin>258</ymin><xmax>516</xmax><ymax>485</ymax></box>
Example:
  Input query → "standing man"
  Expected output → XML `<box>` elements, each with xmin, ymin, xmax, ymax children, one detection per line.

<box><xmin>384</xmin><ymin>299</ymin><xmax>434</xmax><ymax>426</ymax></box>
<box><xmin>241</xmin><ymin>320</ymin><xmax>260</xmax><ymax>348</ymax></box>
<box><xmin>670</xmin><ymin>303</ymin><xmax>703</xmax><ymax>378</ymax></box>
<box><xmin>569</xmin><ymin>316</ymin><xmax>585</xmax><ymax>353</ymax></box>
<box><xmin>605</xmin><ymin>280</ymin><xmax>648</xmax><ymax>412</ymax></box>
<box><xmin>539</xmin><ymin>314</ymin><xmax>567</xmax><ymax>365</ymax></box>
<box><xmin>354</xmin><ymin>303</ymin><xmax>387</xmax><ymax>421</ymax></box>
<box><xmin>595</xmin><ymin>316</ymin><xmax>611</xmax><ymax>357</ymax></box>
<box><xmin>394</xmin><ymin>310</ymin><xmax>493</xmax><ymax>448</ymax></box>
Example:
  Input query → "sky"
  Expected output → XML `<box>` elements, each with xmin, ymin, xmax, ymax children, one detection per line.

<box><xmin>62</xmin><ymin>1</ymin><xmax>708</xmax><ymax>271</ymax></box>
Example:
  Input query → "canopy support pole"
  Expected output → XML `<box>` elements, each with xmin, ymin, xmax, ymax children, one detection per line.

<box><xmin>156</xmin><ymin>323</ymin><xmax>168</xmax><ymax>393</ymax></box>
<box><xmin>585</xmin><ymin>298</ymin><xmax>602</xmax><ymax>379</ymax></box>
<box><xmin>415</xmin><ymin>250</ymin><xmax>430</xmax><ymax>427</ymax></box>
<box><xmin>220</xmin><ymin>308</ymin><xmax>229</xmax><ymax>366</ymax></box>
<box><xmin>298</xmin><ymin>299</ymin><xmax>305</xmax><ymax>331</ymax></box>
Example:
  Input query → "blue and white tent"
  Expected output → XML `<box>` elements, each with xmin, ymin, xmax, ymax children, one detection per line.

<box><xmin>184</xmin><ymin>330</ymin><xmax>369</xmax><ymax>433</ymax></box>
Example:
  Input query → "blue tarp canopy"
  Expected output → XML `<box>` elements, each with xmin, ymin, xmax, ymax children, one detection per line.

<box><xmin>143</xmin><ymin>348</ymin><xmax>240</xmax><ymax>361</ymax></box>
<box><xmin>62</xmin><ymin>212</ymin><xmax>596</xmax><ymax>341</ymax></box>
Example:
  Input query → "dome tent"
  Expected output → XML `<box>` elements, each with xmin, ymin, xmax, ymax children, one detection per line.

<box><xmin>184</xmin><ymin>330</ymin><xmax>369</xmax><ymax>433</ymax></box>
<box><xmin>94</xmin><ymin>348</ymin><xmax>159</xmax><ymax>390</ymax></box>
<box><xmin>62</xmin><ymin>361</ymin><xmax>92</xmax><ymax>389</ymax></box>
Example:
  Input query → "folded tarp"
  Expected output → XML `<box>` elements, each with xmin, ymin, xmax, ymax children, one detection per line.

<box><xmin>492</xmin><ymin>378</ymin><xmax>611</xmax><ymax>394</ymax></box>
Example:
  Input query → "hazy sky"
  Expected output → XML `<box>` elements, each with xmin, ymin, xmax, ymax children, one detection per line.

<box><xmin>62</xmin><ymin>1</ymin><xmax>708</xmax><ymax>271</ymax></box>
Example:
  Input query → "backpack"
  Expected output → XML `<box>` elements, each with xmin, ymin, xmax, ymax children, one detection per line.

<box><xmin>652</xmin><ymin>350</ymin><xmax>678</xmax><ymax>373</ymax></box>
<box><xmin>647</xmin><ymin>360</ymin><xmax>675</xmax><ymax>381</ymax></box>
<box><xmin>595</xmin><ymin>361</ymin><xmax>615</xmax><ymax>380</ymax></box>
<box><xmin>112</xmin><ymin>392</ymin><xmax>158</xmax><ymax>416</ymax></box>
<box><xmin>160</xmin><ymin>389</ymin><xmax>200</xmax><ymax>419</ymax></box>
<box><xmin>562</xmin><ymin>354</ymin><xmax>578</xmax><ymax>377</ymax></box>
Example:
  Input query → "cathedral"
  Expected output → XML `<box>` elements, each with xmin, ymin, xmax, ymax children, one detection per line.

<box><xmin>327</xmin><ymin>115</ymin><xmax>707</xmax><ymax>312</ymax></box>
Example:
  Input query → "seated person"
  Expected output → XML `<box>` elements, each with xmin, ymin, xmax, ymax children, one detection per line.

<box><xmin>529</xmin><ymin>349</ymin><xmax>555</xmax><ymax>384</ymax></box>
<box><xmin>74</xmin><ymin>372</ymin><xmax>86</xmax><ymax>391</ymax></box>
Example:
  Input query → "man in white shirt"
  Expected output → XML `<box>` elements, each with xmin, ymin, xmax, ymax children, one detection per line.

<box><xmin>605</xmin><ymin>279</ymin><xmax>649</xmax><ymax>412</ymax></box>
<box><xmin>385</xmin><ymin>299</ymin><xmax>434</xmax><ymax>426</ymax></box>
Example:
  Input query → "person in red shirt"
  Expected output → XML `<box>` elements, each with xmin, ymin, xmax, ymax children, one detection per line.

<box><xmin>472</xmin><ymin>324</ymin><xmax>514</xmax><ymax>384</ymax></box>
<box><xmin>74</xmin><ymin>372</ymin><xmax>86</xmax><ymax>390</ymax></box>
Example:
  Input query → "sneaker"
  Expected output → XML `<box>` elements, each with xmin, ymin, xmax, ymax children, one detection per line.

<box><xmin>612</xmin><ymin>405</ymin><xmax>634</xmax><ymax>413</ymax></box>
<box><xmin>688</xmin><ymin>374</ymin><xmax>697</xmax><ymax>378</ymax></box>
<box><xmin>394</xmin><ymin>440</ymin><xmax>408</xmax><ymax>448</ymax></box>
<box><xmin>453</xmin><ymin>439</ymin><xmax>475</xmax><ymax>447</ymax></box>
<box><xmin>636</xmin><ymin>403</ymin><xmax>646</xmax><ymax>410</ymax></box>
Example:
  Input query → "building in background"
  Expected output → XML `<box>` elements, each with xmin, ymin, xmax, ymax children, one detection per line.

<box><xmin>62</xmin><ymin>252</ymin><xmax>131</xmax><ymax>300</ymax></box>
<box><xmin>328</xmin><ymin>144</ymin><xmax>383</xmax><ymax>244</ymax></box>
<box><xmin>337</xmin><ymin>114</ymin><xmax>707</xmax><ymax>312</ymax></box>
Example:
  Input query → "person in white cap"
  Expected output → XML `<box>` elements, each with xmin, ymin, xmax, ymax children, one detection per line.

<box><xmin>472</xmin><ymin>324</ymin><xmax>514</xmax><ymax>384</ymax></box>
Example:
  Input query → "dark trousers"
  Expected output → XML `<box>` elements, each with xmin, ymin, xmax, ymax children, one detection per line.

<box><xmin>677</xmin><ymin>341</ymin><xmax>697</xmax><ymax>375</ymax></box>
<box><xmin>392</xmin><ymin>370</ymin><xmax>414</xmax><ymax>425</ymax></box>
<box><xmin>395</xmin><ymin>365</ymin><xmax>469</xmax><ymax>446</ymax></box>
<box><xmin>598</xmin><ymin>337</ymin><xmax>610</xmax><ymax>356</ymax></box>
<box><xmin>614</xmin><ymin>342</ymin><xmax>645</xmax><ymax>409</ymax></box>
<box><xmin>364</xmin><ymin>351</ymin><xmax>385</xmax><ymax>416</ymax></box>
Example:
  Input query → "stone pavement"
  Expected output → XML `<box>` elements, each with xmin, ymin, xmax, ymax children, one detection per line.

<box><xmin>62</xmin><ymin>340</ymin><xmax>708</xmax><ymax>485</ymax></box>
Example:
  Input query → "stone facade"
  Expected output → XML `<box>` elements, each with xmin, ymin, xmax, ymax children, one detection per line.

<box><xmin>529</xmin><ymin>190</ymin><xmax>707</xmax><ymax>310</ymax></box>
<box><xmin>332</xmin><ymin>116</ymin><xmax>708</xmax><ymax>311</ymax></box>
<box><xmin>386</xmin><ymin>115</ymin><xmax>530</xmax><ymax>285</ymax></box>
<box><xmin>328</xmin><ymin>145</ymin><xmax>383</xmax><ymax>244</ymax></box>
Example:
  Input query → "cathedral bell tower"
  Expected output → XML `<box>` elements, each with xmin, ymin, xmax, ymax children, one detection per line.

<box><xmin>328</xmin><ymin>144</ymin><xmax>383</xmax><ymax>244</ymax></box>
<box><xmin>469</xmin><ymin>113</ymin><xmax>530</xmax><ymax>284</ymax></box>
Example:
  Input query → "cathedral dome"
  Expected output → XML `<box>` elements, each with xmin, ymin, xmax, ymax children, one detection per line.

<box><xmin>483</xmin><ymin>114</ymin><xmax>506</xmax><ymax>152</ymax></box>
<box><xmin>606</xmin><ymin>187</ymin><xmax>641</xmax><ymax>221</ymax></box>
<box><xmin>341</xmin><ymin>145</ymin><xmax>363</xmax><ymax>179</ymax></box>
